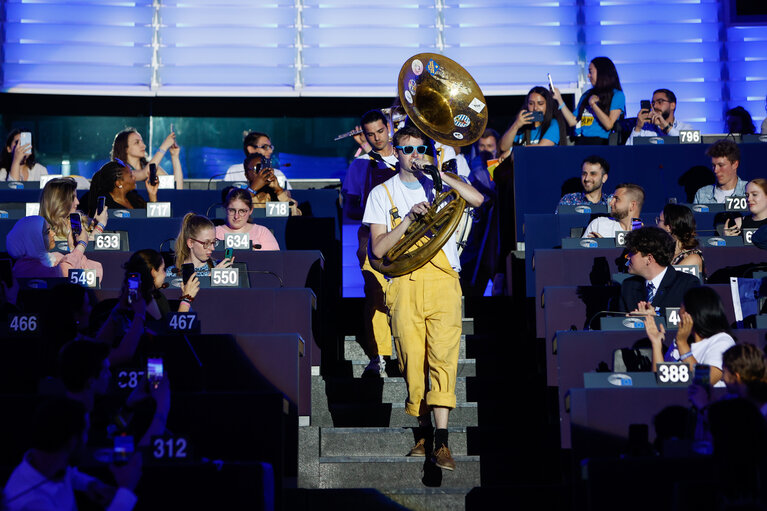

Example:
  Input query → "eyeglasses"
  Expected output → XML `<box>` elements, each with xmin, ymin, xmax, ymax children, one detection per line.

<box><xmin>191</xmin><ymin>238</ymin><xmax>219</xmax><ymax>249</ymax></box>
<box><xmin>253</xmin><ymin>144</ymin><xmax>274</xmax><ymax>151</ymax></box>
<box><xmin>226</xmin><ymin>208</ymin><xmax>250</xmax><ymax>217</ymax></box>
<box><xmin>395</xmin><ymin>145</ymin><xmax>428</xmax><ymax>155</ymax></box>
<box><xmin>652</xmin><ymin>99</ymin><xmax>670</xmax><ymax>105</ymax></box>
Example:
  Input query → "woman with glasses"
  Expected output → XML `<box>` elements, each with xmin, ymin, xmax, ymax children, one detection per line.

<box><xmin>0</xmin><ymin>129</ymin><xmax>48</xmax><ymax>181</ymax></box>
<box><xmin>553</xmin><ymin>56</ymin><xmax>625</xmax><ymax>145</ymax></box>
<box><xmin>657</xmin><ymin>203</ymin><xmax>704</xmax><ymax>278</ymax></box>
<box><xmin>167</xmin><ymin>213</ymin><xmax>233</xmax><ymax>279</ymax></box>
<box><xmin>216</xmin><ymin>188</ymin><xmax>280</xmax><ymax>251</ymax></box>
<box><xmin>111</xmin><ymin>127</ymin><xmax>184</xmax><ymax>189</ymax></box>
<box><xmin>498</xmin><ymin>86</ymin><xmax>565</xmax><ymax>159</ymax></box>
<box><xmin>244</xmin><ymin>153</ymin><xmax>301</xmax><ymax>216</ymax></box>
<box><xmin>85</xmin><ymin>160</ymin><xmax>159</xmax><ymax>217</ymax></box>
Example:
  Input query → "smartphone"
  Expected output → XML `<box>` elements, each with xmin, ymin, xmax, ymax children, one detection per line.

<box><xmin>149</xmin><ymin>163</ymin><xmax>158</xmax><ymax>186</ymax></box>
<box><xmin>693</xmin><ymin>364</ymin><xmax>711</xmax><ymax>387</ymax></box>
<box><xmin>170</xmin><ymin>123</ymin><xmax>174</xmax><ymax>134</ymax></box>
<box><xmin>127</xmin><ymin>272</ymin><xmax>140</xmax><ymax>304</ymax></box>
<box><xmin>97</xmin><ymin>196</ymin><xmax>106</xmax><ymax>215</ymax></box>
<box><xmin>547</xmin><ymin>73</ymin><xmax>554</xmax><ymax>90</ymax></box>
<box><xmin>19</xmin><ymin>132</ymin><xmax>32</xmax><ymax>154</ymax></box>
<box><xmin>0</xmin><ymin>258</ymin><xmax>13</xmax><ymax>287</ymax></box>
<box><xmin>640</xmin><ymin>99</ymin><xmax>651</xmax><ymax>112</ymax></box>
<box><xmin>69</xmin><ymin>213</ymin><xmax>82</xmax><ymax>237</ymax></box>
<box><xmin>147</xmin><ymin>358</ymin><xmax>164</xmax><ymax>389</ymax></box>
<box><xmin>631</xmin><ymin>218</ymin><xmax>643</xmax><ymax>230</ymax></box>
<box><xmin>225</xmin><ymin>247</ymin><xmax>234</xmax><ymax>259</ymax></box>
<box><xmin>113</xmin><ymin>434</ymin><xmax>134</xmax><ymax>465</ymax></box>
<box><xmin>530</xmin><ymin>111</ymin><xmax>544</xmax><ymax>123</ymax></box>
<box><xmin>181</xmin><ymin>263</ymin><xmax>195</xmax><ymax>285</ymax></box>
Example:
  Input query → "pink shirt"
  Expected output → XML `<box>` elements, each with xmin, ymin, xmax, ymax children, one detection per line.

<box><xmin>13</xmin><ymin>249</ymin><xmax>103</xmax><ymax>280</ymax></box>
<box><xmin>215</xmin><ymin>224</ymin><xmax>280</xmax><ymax>251</ymax></box>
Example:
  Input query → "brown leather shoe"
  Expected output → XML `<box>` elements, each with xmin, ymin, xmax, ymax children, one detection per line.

<box><xmin>408</xmin><ymin>438</ymin><xmax>426</xmax><ymax>457</ymax></box>
<box><xmin>432</xmin><ymin>445</ymin><xmax>456</xmax><ymax>471</ymax></box>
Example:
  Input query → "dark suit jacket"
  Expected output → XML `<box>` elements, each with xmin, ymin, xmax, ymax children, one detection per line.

<box><xmin>618</xmin><ymin>268</ymin><xmax>701</xmax><ymax>315</ymax></box>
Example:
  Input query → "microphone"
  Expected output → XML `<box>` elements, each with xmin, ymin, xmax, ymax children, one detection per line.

<box><xmin>206</xmin><ymin>172</ymin><xmax>230</xmax><ymax>191</ymax></box>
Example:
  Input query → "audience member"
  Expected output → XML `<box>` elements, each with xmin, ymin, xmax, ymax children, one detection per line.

<box><xmin>169</xmin><ymin>213</ymin><xmax>233</xmax><ymax>278</ymax></box>
<box><xmin>618</xmin><ymin>226</ymin><xmax>701</xmax><ymax>315</ymax></box>
<box><xmin>86</xmin><ymin>160</ymin><xmax>159</xmax><ymax>215</ymax></box>
<box><xmin>243</xmin><ymin>153</ymin><xmax>301</xmax><ymax>216</ymax></box>
<box><xmin>582</xmin><ymin>183</ymin><xmax>644</xmax><ymax>238</ymax></box>
<box><xmin>723</xmin><ymin>178</ymin><xmax>767</xmax><ymax>235</ymax></box>
<box><xmin>468</xmin><ymin>128</ymin><xmax>500</xmax><ymax>176</ymax></box>
<box><xmin>691</xmin><ymin>344</ymin><xmax>767</xmax><ymax>413</ymax></box>
<box><xmin>223</xmin><ymin>131</ymin><xmax>289</xmax><ymax>188</ymax></box>
<box><xmin>642</xmin><ymin>286</ymin><xmax>733</xmax><ymax>385</ymax></box>
<box><xmin>40</xmin><ymin>177</ymin><xmax>105</xmax><ymax>275</ymax></box>
<box><xmin>6</xmin><ymin>216</ymin><xmax>101</xmax><ymax>280</ymax></box>
<box><xmin>725</xmin><ymin>106</ymin><xmax>756</xmax><ymax>135</ymax></box>
<box><xmin>657</xmin><ymin>203</ymin><xmax>704</xmax><ymax>276</ymax></box>
<box><xmin>216</xmin><ymin>187</ymin><xmax>279</xmax><ymax>250</ymax></box>
<box><xmin>342</xmin><ymin>109</ymin><xmax>399</xmax><ymax>375</ymax></box>
<box><xmin>498</xmin><ymin>86</ymin><xmax>565</xmax><ymax>158</ymax></box>
<box><xmin>111</xmin><ymin>127</ymin><xmax>183</xmax><ymax>189</ymax></box>
<box><xmin>0</xmin><ymin>129</ymin><xmax>48</xmax><ymax>181</ymax></box>
<box><xmin>694</xmin><ymin>139</ymin><xmax>747</xmax><ymax>204</ymax></box>
<box><xmin>1</xmin><ymin>397</ymin><xmax>141</xmax><ymax>511</ymax></box>
<box><xmin>625</xmin><ymin>88</ymin><xmax>693</xmax><ymax>145</ymax></box>
<box><xmin>557</xmin><ymin>155</ymin><xmax>611</xmax><ymax>210</ymax></box>
<box><xmin>554</xmin><ymin>56</ymin><xmax>625</xmax><ymax>145</ymax></box>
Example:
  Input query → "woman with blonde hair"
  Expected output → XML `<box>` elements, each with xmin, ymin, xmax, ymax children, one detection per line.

<box><xmin>166</xmin><ymin>213</ymin><xmax>233</xmax><ymax>278</ymax></box>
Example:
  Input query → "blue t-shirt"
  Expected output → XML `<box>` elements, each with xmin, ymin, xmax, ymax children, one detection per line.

<box><xmin>575</xmin><ymin>89</ymin><xmax>626</xmax><ymax>139</ymax></box>
<box><xmin>514</xmin><ymin>118</ymin><xmax>560</xmax><ymax>145</ymax></box>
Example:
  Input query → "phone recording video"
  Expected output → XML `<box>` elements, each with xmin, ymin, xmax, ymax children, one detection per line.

<box><xmin>181</xmin><ymin>263</ymin><xmax>195</xmax><ymax>285</ymax></box>
<box><xmin>69</xmin><ymin>213</ymin><xmax>82</xmax><ymax>237</ymax></box>
<box><xmin>640</xmin><ymin>99</ymin><xmax>651</xmax><ymax>112</ymax></box>
<box><xmin>225</xmin><ymin>247</ymin><xmax>234</xmax><ymax>260</ymax></box>
<box><xmin>113</xmin><ymin>434</ymin><xmax>134</xmax><ymax>465</ymax></box>
<box><xmin>530</xmin><ymin>111</ymin><xmax>544</xmax><ymax>123</ymax></box>
<box><xmin>149</xmin><ymin>163</ymin><xmax>158</xmax><ymax>186</ymax></box>
<box><xmin>147</xmin><ymin>358</ymin><xmax>164</xmax><ymax>389</ymax></box>
<box><xmin>127</xmin><ymin>272</ymin><xmax>140</xmax><ymax>304</ymax></box>
<box><xmin>19</xmin><ymin>132</ymin><xmax>32</xmax><ymax>154</ymax></box>
<box><xmin>693</xmin><ymin>364</ymin><xmax>711</xmax><ymax>387</ymax></box>
<box><xmin>547</xmin><ymin>73</ymin><xmax>554</xmax><ymax>90</ymax></box>
<box><xmin>97</xmin><ymin>196</ymin><xmax>106</xmax><ymax>215</ymax></box>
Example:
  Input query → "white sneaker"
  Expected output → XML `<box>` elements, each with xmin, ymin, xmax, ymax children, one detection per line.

<box><xmin>363</xmin><ymin>355</ymin><xmax>386</xmax><ymax>377</ymax></box>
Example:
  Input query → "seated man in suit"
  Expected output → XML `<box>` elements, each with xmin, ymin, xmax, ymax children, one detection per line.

<box><xmin>618</xmin><ymin>226</ymin><xmax>701</xmax><ymax>315</ymax></box>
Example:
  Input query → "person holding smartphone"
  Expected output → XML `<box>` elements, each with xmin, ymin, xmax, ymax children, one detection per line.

<box><xmin>166</xmin><ymin>213</ymin><xmax>233</xmax><ymax>281</ymax></box>
<box><xmin>110</xmin><ymin>127</ymin><xmax>184</xmax><ymax>189</ymax></box>
<box><xmin>625</xmin><ymin>88</ymin><xmax>693</xmax><ymax>145</ymax></box>
<box><xmin>85</xmin><ymin>160</ymin><xmax>159</xmax><ymax>216</ymax></box>
<box><xmin>215</xmin><ymin>188</ymin><xmax>280</xmax><ymax>251</ymax></box>
<box><xmin>0</xmin><ymin>129</ymin><xmax>48</xmax><ymax>181</ymax></box>
<box><xmin>5</xmin><ymin>216</ymin><xmax>97</xmax><ymax>279</ymax></box>
<box><xmin>552</xmin><ymin>56</ymin><xmax>626</xmax><ymax>145</ymax></box>
<box><xmin>498</xmin><ymin>86</ymin><xmax>565</xmax><ymax>159</ymax></box>
<box><xmin>243</xmin><ymin>153</ymin><xmax>301</xmax><ymax>216</ymax></box>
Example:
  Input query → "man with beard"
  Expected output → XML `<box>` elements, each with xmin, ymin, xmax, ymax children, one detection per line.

<box><xmin>625</xmin><ymin>89</ymin><xmax>692</xmax><ymax>145</ymax></box>
<box><xmin>342</xmin><ymin>109</ymin><xmax>399</xmax><ymax>376</ymax></box>
<box><xmin>557</xmin><ymin>155</ymin><xmax>611</xmax><ymax>210</ymax></box>
<box><xmin>582</xmin><ymin>183</ymin><xmax>645</xmax><ymax>238</ymax></box>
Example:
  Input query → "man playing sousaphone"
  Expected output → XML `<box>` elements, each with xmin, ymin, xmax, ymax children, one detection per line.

<box><xmin>362</xmin><ymin>124</ymin><xmax>484</xmax><ymax>471</ymax></box>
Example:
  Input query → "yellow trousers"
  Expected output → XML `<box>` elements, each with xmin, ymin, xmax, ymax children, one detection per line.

<box><xmin>386</xmin><ymin>258</ymin><xmax>462</xmax><ymax>417</ymax></box>
<box><xmin>361</xmin><ymin>252</ymin><xmax>393</xmax><ymax>357</ymax></box>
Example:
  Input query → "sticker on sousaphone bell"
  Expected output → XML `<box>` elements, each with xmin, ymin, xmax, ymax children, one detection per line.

<box><xmin>427</xmin><ymin>59</ymin><xmax>440</xmax><ymax>76</ymax></box>
<box><xmin>454</xmin><ymin>114</ymin><xmax>470</xmax><ymax>128</ymax></box>
<box><xmin>405</xmin><ymin>90</ymin><xmax>413</xmax><ymax>104</ymax></box>
<box><xmin>412</xmin><ymin>59</ymin><xmax>423</xmax><ymax>76</ymax></box>
<box><xmin>408</xmin><ymin>79</ymin><xmax>416</xmax><ymax>94</ymax></box>
<box><xmin>469</xmin><ymin>98</ymin><xmax>486</xmax><ymax>113</ymax></box>
<box><xmin>453</xmin><ymin>132</ymin><xmax>464</xmax><ymax>140</ymax></box>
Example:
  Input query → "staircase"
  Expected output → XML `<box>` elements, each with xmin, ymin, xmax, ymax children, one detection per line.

<box><xmin>297</xmin><ymin>304</ymin><xmax>479</xmax><ymax>510</ymax></box>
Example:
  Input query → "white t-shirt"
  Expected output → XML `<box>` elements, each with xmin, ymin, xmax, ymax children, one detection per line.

<box><xmin>0</xmin><ymin>162</ymin><xmax>48</xmax><ymax>181</ymax></box>
<box><xmin>362</xmin><ymin>173</ymin><xmax>462</xmax><ymax>272</ymax></box>
<box><xmin>713</xmin><ymin>186</ymin><xmax>736</xmax><ymax>203</ymax></box>
<box><xmin>582</xmin><ymin>216</ymin><xmax>623</xmax><ymax>238</ymax></box>
<box><xmin>223</xmin><ymin>163</ymin><xmax>290</xmax><ymax>190</ymax></box>
<box><xmin>665</xmin><ymin>332</ymin><xmax>735</xmax><ymax>387</ymax></box>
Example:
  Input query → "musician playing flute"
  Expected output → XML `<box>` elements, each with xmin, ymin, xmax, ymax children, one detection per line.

<box><xmin>362</xmin><ymin>124</ymin><xmax>483</xmax><ymax>471</ymax></box>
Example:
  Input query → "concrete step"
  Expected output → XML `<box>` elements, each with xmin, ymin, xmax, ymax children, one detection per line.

<box><xmin>316</xmin><ymin>376</ymin><xmax>471</xmax><ymax>406</ymax></box>
<box><xmin>319</xmin><ymin>455</ymin><xmax>480</xmax><ymax>490</ymax></box>
<box><xmin>349</xmin><ymin>358</ymin><xmax>476</xmax><ymax>378</ymax></box>
<box><xmin>311</xmin><ymin>402</ymin><xmax>478</xmax><ymax>428</ymax></box>
<box><xmin>320</xmin><ymin>426</ymin><xmax>472</xmax><ymax>457</ymax></box>
<box><xmin>344</xmin><ymin>335</ymin><xmax>469</xmax><ymax>362</ymax></box>
<box><xmin>285</xmin><ymin>487</ymin><xmax>474</xmax><ymax>511</ymax></box>
<box><xmin>385</xmin><ymin>488</ymin><xmax>475</xmax><ymax>511</ymax></box>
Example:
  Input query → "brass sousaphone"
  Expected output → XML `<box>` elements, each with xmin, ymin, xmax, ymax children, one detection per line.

<box><xmin>370</xmin><ymin>53</ymin><xmax>488</xmax><ymax>277</ymax></box>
